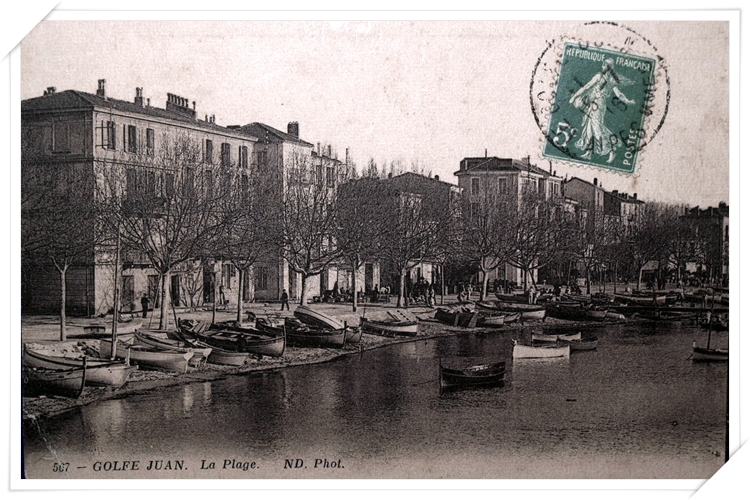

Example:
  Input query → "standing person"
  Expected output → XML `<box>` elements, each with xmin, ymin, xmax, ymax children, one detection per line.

<box><xmin>219</xmin><ymin>285</ymin><xmax>226</xmax><ymax>305</ymax></box>
<box><xmin>280</xmin><ymin>289</ymin><xmax>290</xmax><ymax>311</ymax></box>
<box><xmin>140</xmin><ymin>294</ymin><xmax>150</xmax><ymax>318</ymax></box>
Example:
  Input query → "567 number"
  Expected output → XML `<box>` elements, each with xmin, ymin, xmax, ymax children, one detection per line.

<box><xmin>53</xmin><ymin>462</ymin><xmax>69</xmax><ymax>473</ymax></box>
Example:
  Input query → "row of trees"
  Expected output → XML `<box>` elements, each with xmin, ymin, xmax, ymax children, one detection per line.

<box><xmin>22</xmin><ymin>132</ymin><xmax>725</xmax><ymax>340</ymax></box>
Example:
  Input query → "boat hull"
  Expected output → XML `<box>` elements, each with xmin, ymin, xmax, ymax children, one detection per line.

<box><xmin>692</xmin><ymin>346</ymin><xmax>728</xmax><ymax>362</ymax></box>
<box><xmin>440</xmin><ymin>361</ymin><xmax>506</xmax><ymax>388</ymax></box>
<box><xmin>22</xmin><ymin>364</ymin><xmax>87</xmax><ymax>398</ymax></box>
<box><xmin>200</xmin><ymin>327</ymin><xmax>286</xmax><ymax>358</ymax></box>
<box><xmin>99</xmin><ymin>338</ymin><xmax>193</xmax><ymax>373</ymax></box>
<box><xmin>361</xmin><ymin>319</ymin><xmax>419</xmax><ymax>337</ymax></box>
<box><xmin>23</xmin><ymin>345</ymin><xmax>135</xmax><ymax>388</ymax></box>
<box><xmin>294</xmin><ymin>305</ymin><xmax>345</xmax><ymax>330</ymax></box>
<box><xmin>559</xmin><ymin>338</ymin><xmax>599</xmax><ymax>351</ymax></box>
<box><xmin>286</xmin><ymin>328</ymin><xmax>346</xmax><ymax>348</ymax></box>
<box><xmin>512</xmin><ymin>342</ymin><xmax>570</xmax><ymax>359</ymax></box>
<box><xmin>134</xmin><ymin>330</ymin><xmax>212</xmax><ymax>366</ymax></box>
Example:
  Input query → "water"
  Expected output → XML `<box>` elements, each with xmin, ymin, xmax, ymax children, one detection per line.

<box><xmin>23</xmin><ymin>322</ymin><xmax>728</xmax><ymax>479</ymax></box>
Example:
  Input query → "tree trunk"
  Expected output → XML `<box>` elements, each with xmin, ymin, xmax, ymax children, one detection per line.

<box><xmin>299</xmin><ymin>274</ymin><xmax>309</xmax><ymax>305</ymax></box>
<box><xmin>351</xmin><ymin>264</ymin><xmax>359</xmax><ymax>313</ymax></box>
<box><xmin>613</xmin><ymin>261</ymin><xmax>618</xmax><ymax>294</ymax></box>
<box><xmin>211</xmin><ymin>272</ymin><xmax>217</xmax><ymax>325</ymax></box>
<box><xmin>440</xmin><ymin>264</ymin><xmax>445</xmax><ymax>305</ymax></box>
<box><xmin>637</xmin><ymin>265</ymin><xmax>643</xmax><ymax>291</ymax></box>
<box><xmin>236</xmin><ymin>267</ymin><xmax>244</xmax><ymax>323</ymax></box>
<box><xmin>58</xmin><ymin>264</ymin><xmax>68</xmax><ymax>341</ymax></box>
<box><xmin>397</xmin><ymin>270</ymin><xmax>406</xmax><ymax>308</ymax></box>
<box><xmin>586</xmin><ymin>266</ymin><xmax>591</xmax><ymax>295</ymax></box>
<box><xmin>480</xmin><ymin>268</ymin><xmax>490</xmax><ymax>302</ymax></box>
<box><xmin>159</xmin><ymin>270</ymin><xmax>170</xmax><ymax>330</ymax></box>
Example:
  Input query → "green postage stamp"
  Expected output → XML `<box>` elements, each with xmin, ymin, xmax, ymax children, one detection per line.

<box><xmin>542</xmin><ymin>42</ymin><xmax>657</xmax><ymax>174</ymax></box>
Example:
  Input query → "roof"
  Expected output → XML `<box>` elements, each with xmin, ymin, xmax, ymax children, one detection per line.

<box><xmin>237</xmin><ymin>122</ymin><xmax>314</xmax><ymax>147</ymax></box>
<box><xmin>455</xmin><ymin>157</ymin><xmax>558</xmax><ymax>178</ymax></box>
<box><xmin>21</xmin><ymin>89</ymin><xmax>253</xmax><ymax>137</ymax></box>
<box><xmin>386</xmin><ymin>171</ymin><xmax>459</xmax><ymax>189</ymax></box>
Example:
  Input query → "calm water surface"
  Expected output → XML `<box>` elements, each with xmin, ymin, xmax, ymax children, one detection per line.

<box><xmin>23</xmin><ymin>322</ymin><xmax>727</xmax><ymax>479</ymax></box>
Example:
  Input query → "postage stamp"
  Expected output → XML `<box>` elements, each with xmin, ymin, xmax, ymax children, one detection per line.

<box><xmin>541</xmin><ymin>42</ymin><xmax>657</xmax><ymax>174</ymax></box>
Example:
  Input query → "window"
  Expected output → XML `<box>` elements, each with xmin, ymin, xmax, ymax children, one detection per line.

<box><xmin>316</xmin><ymin>164</ymin><xmax>324</xmax><ymax>185</ymax></box>
<box><xmin>185</xmin><ymin>167</ymin><xmax>194</xmax><ymax>193</ymax></box>
<box><xmin>471</xmin><ymin>177</ymin><xmax>480</xmax><ymax>195</ymax></box>
<box><xmin>146</xmin><ymin>128</ymin><xmax>155</xmax><ymax>155</ymax></box>
<box><xmin>257</xmin><ymin>150</ymin><xmax>267</xmax><ymax>166</ymax></box>
<box><xmin>222</xmin><ymin>263</ymin><xmax>234</xmax><ymax>288</ymax></box>
<box><xmin>204</xmin><ymin>170</ymin><xmax>213</xmax><ymax>198</ymax></box>
<box><xmin>239</xmin><ymin>145</ymin><xmax>248</xmax><ymax>168</ymax></box>
<box><xmin>126</xmin><ymin>168</ymin><xmax>138</xmax><ymax>200</ymax></box>
<box><xmin>164</xmin><ymin>172</ymin><xmax>175</xmax><ymax>198</ymax></box>
<box><xmin>470</xmin><ymin>202</ymin><xmax>479</xmax><ymax>218</ymax></box>
<box><xmin>144</xmin><ymin>170</ymin><xmax>156</xmax><ymax>197</ymax></box>
<box><xmin>222</xmin><ymin>172</ymin><xmax>232</xmax><ymax>194</ymax></box>
<box><xmin>52</xmin><ymin>121</ymin><xmax>70</xmax><ymax>153</ymax></box>
<box><xmin>326</xmin><ymin>166</ymin><xmax>335</xmax><ymax>187</ymax></box>
<box><xmin>241</xmin><ymin>173</ymin><xmax>249</xmax><ymax>194</ymax></box>
<box><xmin>105</xmin><ymin>121</ymin><xmax>116</xmax><ymax>149</ymax></box>
<box><xmin>204</xmin><ymin>139</ymin><xmax>213</xmax><ymax>164</ymax></box>
<box><xmin>221</xmin><ymin>142</ymin><xmax>231</xmax><ymax>167</ymax></box>
<box><xmin>256</xmin><ymin>266</ymin><xmax>268</xmax><ymax>291</ymax></box>
<box><xmin>127</xmin><ymin>125</ymin><xmax>137</xmax><ymax>153</ymax></box>
<box><xmin>498</xmin><ymin>177</ymin><xmax>507</xmax><ymax>194</ymax></box>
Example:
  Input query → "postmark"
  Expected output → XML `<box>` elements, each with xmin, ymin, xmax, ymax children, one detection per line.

<box><xmin>530</xmin><ymin>22</ymin><xmax>671</xmax><ymax>175</ymax></box>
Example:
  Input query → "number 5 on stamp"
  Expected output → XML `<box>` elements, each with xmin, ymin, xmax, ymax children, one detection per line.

<box><xmin>542</xmin><ymin>42</ymin><xmax>656</xmax><ymax>174</ymax></box>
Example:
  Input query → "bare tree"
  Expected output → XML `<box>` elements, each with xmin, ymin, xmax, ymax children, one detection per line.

<box><xmin>96</xmin><ymin>132</ymin><xmax>223</xmax><ymax>329</ymax></box>
<box><xmin>279</xmin><ymin>151</ymin><xmax>343</xmax><ymax>305</ymax></box>
<box><xmin>22</xmin><ymin>160</ymin><xmax>100</xmax><ymax>340</ymax></box>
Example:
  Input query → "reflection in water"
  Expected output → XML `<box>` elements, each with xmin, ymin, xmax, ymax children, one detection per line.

<box><xmin>23</xmin><ymin>323</ymin><xmax>727</xmax><ymax>479</ymax></box>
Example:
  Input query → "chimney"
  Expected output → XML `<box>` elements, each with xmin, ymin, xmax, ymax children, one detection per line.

<box><xmin>147</xmin><ymin>98</ymin><xmax>151</xmax><ymax>107</ymax></box>
<box><xmin>96</xmin><ymin>79</ymin><xmax>106</xmax><ymax>98</ymax></box>
<box><xmin>327</xmin><ymin>145</ymin><xmax>332</xmax><ymax>157</ymax></box>
<box><xmin>345</xmin><ymin>147</ymin><xmax>349</xmax><ymax>165</ymax></box>
<box><xmin>485</xmin><ymin>148</ymin><xmax>487</xmax><ymax>158</ymax></box>
<box><xmin>434</xmin><ymin>175</ymin><xmax>440</xmax><ymax>181</ymax></box>
<box><xmin>134</xmin><ymin>87</ymin><xmax>144</xmax><ymax>107</ymax></box>
<box><xmin>633</xmin><ymin>193</ymin><xmax>637</xmax><ymax>200</ymax></box>
<box><xmin>612</xmin><ymin>190</ymin><xmax>619</xmax><ymax>197</ymax></box>
<box><xmin>593</xmin><ymin>178</ymin><xmax>598</xmax><ymax>186</ymax></box>
<box><xmin>287</xmin><ymin>121</ymin><xmax>299</xmax><ymax>138</ymax></box>
<box><xmin>43</xmin><ymin>86</ymin><xmax>56</xmax><ymax>96</ymax></box>
<box><xmin>317</xmin><ymin>142</ymin><xmax>321</xmax><ymax>155</ymax></box>
<box><xmin>166</xmin><ymin>92</ymin><xmax>197</xmax><ymax>119</ymax></box>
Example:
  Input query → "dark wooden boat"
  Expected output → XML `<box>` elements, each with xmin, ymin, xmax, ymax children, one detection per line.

<box><xmin>559</xmin><ymin>336</ymin><xmax>599</xmax><ymax>351</ymax></box>
<box><xmin>196</xmin><ymin>327</ymin><xmax>286</xmax><ymax>358</ymax></box>
<box><xmin>439</xmin><ymin>359</ymin><xmax>506</xmax><ymax>388</ymax></box>
<box><xmin>22</xmin><ymin>358</ymin><xmax>87</xmax><ymax>398</ymax></box>
<box><xmin>23</xmin><ymin>343</ymin><xmax>135</xmax><ymax>388</ymax></box>
<box><xmin>435</xmin><ymin>307</ymin><xmax>479</xmax><ymax>328</ymax></box>
<box><xmin>168</xmin><ymin>325</ymin><xmax>249</xmax><ymax>366</ymax></box>
<box><xmin>692</xmin><ymin>342</ymin><xmax>728</xmax><ymax>362</ymax></box>
<box><xmin>284</xmin><ymin>320</ymin><xmax>347</xmax><ymax>348</ymax></box>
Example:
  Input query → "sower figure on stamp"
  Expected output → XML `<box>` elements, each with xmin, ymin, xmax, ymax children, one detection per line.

<box><xmin>280</xmin><ymin>289</ymin><xmax>290</xmax><ymax>311</ymax></box>
<box><xmin>569</xmin><ymin>58</ymin><xmax>636</xmax><ymax>163</ymax></box>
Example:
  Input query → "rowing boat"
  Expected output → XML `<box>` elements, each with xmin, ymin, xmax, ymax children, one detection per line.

<box><xmin>361</xmin><ymin>318</ymin><xmax>419</xmax><ymax>337</ymax></box>
<box><xmin>134</xmin><ymin>330</ymin><xmax>213</xmax><ymax>366</ymax></box>
<box><xmin>294</xmin><ymin>305</ymin><xmax>345</xmax><ymax>330</ymax></box>
<box><xmin>512</xmin><ymin>340</ymin><xmax>570</xmax><ymax>359</ymax></box>
<box><xmin>440</xmin><ymin>360</ymin><xmax>506</xmax><ymax>388</ymax></box>
<box><xmin>23</xmin><ymin>343</ymin><xmax>136</xmax><ymax>388</ymax></box>
<box><xmin>99</xmin><ymin>337</ymin><xmax>194</xmax><ymax>373</ymax></box>
<box><xmin>22</xmin><ymin>358</ymin><xmax>87</xmax><ymax>398</ymax></box>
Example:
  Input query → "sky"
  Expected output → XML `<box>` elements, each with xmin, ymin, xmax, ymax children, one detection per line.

<box><xmin>20</xmin><ymin>19</ymin><xmax>730</xmax><ymax>208</ymax></box>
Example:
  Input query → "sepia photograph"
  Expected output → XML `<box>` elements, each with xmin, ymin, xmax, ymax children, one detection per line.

<box><xmin>13</xmin><ymin>8</ymin><xmax>740</xmax><ymax>493</ymax></box>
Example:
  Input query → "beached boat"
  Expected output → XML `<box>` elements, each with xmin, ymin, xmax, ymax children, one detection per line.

<box><xmin>294</xmin><ymin>305</ymin><xmax>345</xmax><ymax>330</ymax></box>
<box><xmin>134</xmin><ymin>330</ymin><xmax>213</xmax><ymax>367</ymax></box>
<box><xmin>477</xmin><ymin>313</ymin><xmax>505</xmax><ymax>327</ymax></box>
<box><xmin>344</xmin><ymin>326</ymin><xmax>363</xmax><ymax>344</ymax></box>
<box><xmin>531</xmin><ymin>332</ymin><xmax>581</xmax><ymax>344</ymax></box>
<box><xmin>23</xmin><ymin>343</ymin><xmax>136</xmax><ymax>388</ymax></box>
<box><xmin>614</xmin><ymin>293</ymin><xmax>667</xmax><ymax>306</ymax></box>
<box><xmin>68</xmin><ymin>318</ymin><xmax>144</xmax><ymax>339</ymax></box>
<box><xmin>440</xmin><ymin>360</ymin><xmax>506</xmax><ymax>388</ymax></box>
<box><xmin>285</xmin><ymin>324</ymin><xmax>347</xmax><ymax>348</ymax></box>
<box><xmin>512</xmin><ymin>340</ymin><xmax>570</xmax><ymax>359</ymax></box>
<box><xmin>22</xmin><ymin>359</ymin><xmax>87</xmax><ymax>398</ymax></box>
<box><xmin>197</xmin><ymin>327</ymin><xmax>286</xmax><ymax>358</ymax></box>
<box><xmin>99</xmin><ymin>338</ymin><xmax>193</xmax><ymax>373</ymax></box>
<box><xmin>435</xmin><ymin>307</ymin><xmax>480</xmax><ymax>328</ymax></box>
<box><xmin>361</xmin><ymin>318</ymin><xmax>419</xmax><ymax>337</ymax></box>
<box><xmin>479</xmin><ymin>301</ymin><xmax>546</xmax><ymax>321</ymax></box>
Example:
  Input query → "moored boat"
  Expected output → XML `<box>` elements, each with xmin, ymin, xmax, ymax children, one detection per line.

<box><xmin>99</xmin><ymin>338</ymin><xmax>193</xmax><ymax>373</ymax></box>
<box><xmin>477</xmin><ymin>313</ymin><xmax>505</xmax><ymax>327</ymax></box>
<box><xmin>512</xmin><ymin>340</ymin><xmax>570</xmax><ymax>359</ymax></box>
<box><xmin>196</xmin><ymin>327</ymin><xmax>286</xmax><ymax>358</ymax></box>
<box><xmin>22</xmin><ymin>359</ymin><xmax>87</xmax><ymax>398</ymax></box>
<box><xmin>559</xmin><ymin>337</ymin><xmax>599</xmax><ymax>351</ymax></box>
<box><xmin>435</xmin><ymin>307</ymin><xmax>479</xmax><ymax>328</ymax></box>
<box><xmin>440</xmin><ymin>360</ymin><xmax>506</xmax><ymax>388</ymax></box>
<box><xmin>691</xmin><ymin>342</ymin><xmax>728</xmax><ymax>362</ymax></box>
<box><xmin>23</xmin><ymin>343</ymin><xmax>136</xmax><ymax>388</ymax></box>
